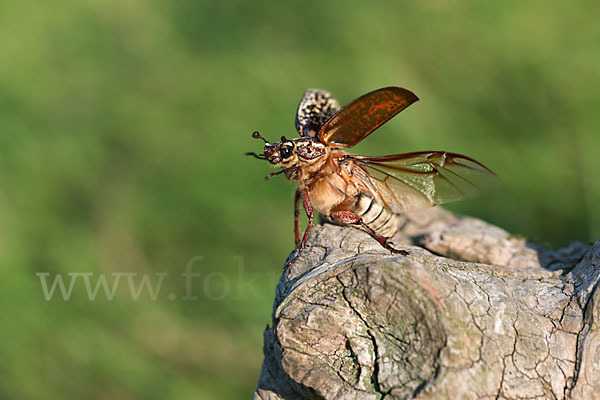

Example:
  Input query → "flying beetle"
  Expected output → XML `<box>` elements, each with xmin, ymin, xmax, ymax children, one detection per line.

<box><xmin>248</xmin><ymin>87</ymin><xmax>496</xmax><ymax>261</ymax></box>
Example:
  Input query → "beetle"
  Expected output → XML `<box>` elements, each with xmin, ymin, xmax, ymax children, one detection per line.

<box><xmin>248</xmin><ymin>87</ymin><xmax>496</xmax><ymax>261</ymax></box>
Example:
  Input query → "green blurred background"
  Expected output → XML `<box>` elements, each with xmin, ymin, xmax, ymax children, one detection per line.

<box><xmin>0</xmin><ymin>0</ymin><xmax>598</xmax><ymax>399</ymax></box>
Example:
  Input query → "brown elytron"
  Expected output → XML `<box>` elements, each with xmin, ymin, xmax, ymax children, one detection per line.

<box><xmin>320</xmin><ymin>87</ymin><xmax>418</xmax><ymax>147</ymax></box>
<box><xmin>248</xmin><ymin>87</ymin><xmax>496</xmax><ymax>262</ymax></box>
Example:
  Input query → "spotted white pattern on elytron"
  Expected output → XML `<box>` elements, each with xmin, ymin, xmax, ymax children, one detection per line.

<box><xmin>295</xmin><ymin>89</ymin><xmax>340</xmax><ymax>138</ymax></box>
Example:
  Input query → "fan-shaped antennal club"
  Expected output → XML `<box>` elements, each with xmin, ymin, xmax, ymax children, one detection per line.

<box><xmin>252</xmin><ymin>131</ymin><xmax>269</xmax><ymax>143</ymax></box>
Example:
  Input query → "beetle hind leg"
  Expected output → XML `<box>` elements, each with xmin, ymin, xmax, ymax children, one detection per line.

<box><xmin>330</xmin><ymin>210</ymin><xmax>408</xmax><ymax>255</ymax></box>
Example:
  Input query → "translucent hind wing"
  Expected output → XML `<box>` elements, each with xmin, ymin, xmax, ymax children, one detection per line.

<box><xmin>351</xmin><ymin>151</ymin><xmax>497</xmax><ymax>213</ymax></box>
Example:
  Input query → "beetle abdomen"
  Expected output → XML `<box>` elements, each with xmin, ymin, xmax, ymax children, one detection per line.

<box><xmin>354</xmin><ymin>192</ymin><xmax>399</xmax><ymax>238</ymax></box>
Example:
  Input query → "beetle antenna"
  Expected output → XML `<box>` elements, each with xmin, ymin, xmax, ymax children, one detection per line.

<box><xmin>252</xmin><ymin>131</ymin><xmax>269</xmax><ymax>143</ymax></box>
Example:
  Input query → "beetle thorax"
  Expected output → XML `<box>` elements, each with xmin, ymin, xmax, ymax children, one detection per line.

<box><xmin>285</xmin><ymin>139</ymin><xmax>330</xmax><ymax>182</ymax></box>
<box><xmin>294</xmin><ymin>139</ymin><xmax>328</xmax><ymax>161</ymax></box>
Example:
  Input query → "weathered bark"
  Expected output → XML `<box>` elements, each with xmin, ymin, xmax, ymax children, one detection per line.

<box><xmin>254</xmin><ymin>208</ymin><xmax>600</xmax><ymax>400</ymax></box>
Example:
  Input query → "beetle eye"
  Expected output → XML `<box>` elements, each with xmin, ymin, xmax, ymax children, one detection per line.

<box><xmin>280</xmin><ymin>146</ymin><xmax>292</xmax><ymax>159</ymax></box>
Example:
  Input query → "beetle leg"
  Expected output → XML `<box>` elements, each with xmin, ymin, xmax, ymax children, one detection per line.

<box><xmin>330</xmin><ymin>210</ymin><xmax>408</xmax><ymax>255</ymax></box>
<box><xmin>285</xmin><ymin>188</ymin><xmax>314</xmax><ymax>269</ymax></box>
<box><xmin>299</xmin><ymin>188</ymin><xmax>314</xmax><ymax>248</ymax></box>
<box><xmin>294</xmin><ymin>189</ymin><xmax>301</xmax><ymax>245</ymax></box>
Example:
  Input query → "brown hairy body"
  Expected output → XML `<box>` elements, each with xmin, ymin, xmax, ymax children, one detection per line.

<box><xmin>285</xmin><ymin>146</ymin><xmax>403</xmax><ymax>251</ymax></box>
<box><xmin>296</xmin><ymin>150</ymin><xmax>356</xmax><ymax>216</ymax></box>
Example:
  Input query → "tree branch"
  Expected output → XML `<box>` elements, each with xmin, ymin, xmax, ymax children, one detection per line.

<box><xmin>254</xmin><ymin>208</ymin><xmax>599</xmax><ymax>399</ymax></box>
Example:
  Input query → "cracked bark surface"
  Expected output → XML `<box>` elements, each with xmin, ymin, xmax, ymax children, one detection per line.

<box><xmin>254</xmin><ymin>208</ymin><xmax>600</xmax><ymax>400</ymax></box>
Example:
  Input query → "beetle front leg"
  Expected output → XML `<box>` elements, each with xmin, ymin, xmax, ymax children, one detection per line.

<box><xmin>330</xmin><ymin>210</ymin><xmax>408</xmax><ymax>255</ymax></box>
<box><xmin>299</xmin><ymin>188</ymin><xmax>314</xmax><ymax>248</ymax></box>
<box><xmin>294</xmin><ymin>189</ymin><xmax>301</xmax><ymax>245</ymax></box>
<box><xmin>285</xmin><ymin>188</ymin><xmax>314</xmax><ymax>269</ymax></box>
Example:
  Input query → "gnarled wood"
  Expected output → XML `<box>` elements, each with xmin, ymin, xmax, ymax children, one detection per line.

<box><xmin>254</xmin><ymin>208</ymin><xmax>599</xmax><ymax>399</ymax></box>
